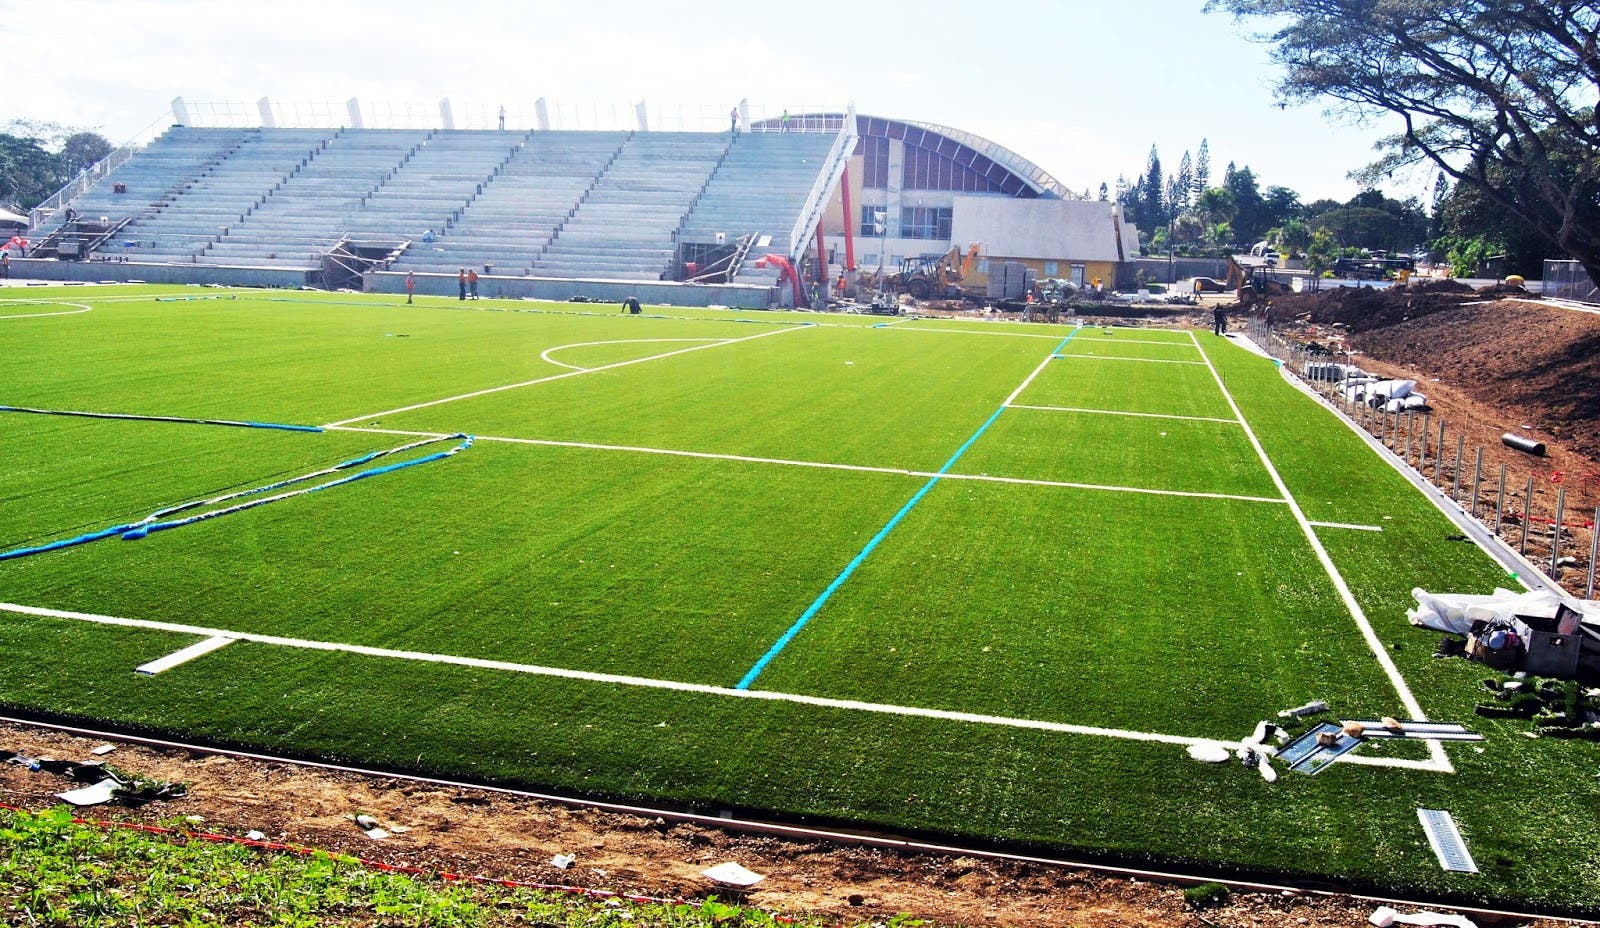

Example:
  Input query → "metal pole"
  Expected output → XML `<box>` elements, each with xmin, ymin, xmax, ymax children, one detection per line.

<box><xmin>1469</xmin><ymin>447</ymin><xmax>1483</xmax><ymax>518</ymax></box>
<box><xmin>1521</xmin><ymin>476</ymin><xmax>1533</xmax><ymax>555</ymax></box>
<box><xmin>1551</xmin><ymin>486</ymin><xmax>1566</xmax><ymax>576</ymax></box>
<box><xmin>1494</xmin><ymin>464</ymin><xmax>1506</xmax><ymax>534</ymax></box>
<box><xmin>1420</xmin><ymin>412</ymin><xmax>1429</xmax><ymax>477</ymax></box>
<box><xmin>1436</xmin><ymin>419</ymin><xmax>1446</xmax><ymax>484</ymax></box>
<box><xmin>1404</xmin><ymin>412</ymin><xmax>1413</xmax><ymax>463</ymax></box>
<box><xmin>1394</xmin><ymin>406</ymin><xmax>1402</xmax><ymax>450</ymax></box>
<box><xmin>1588</xmin><ymin>506</ymin><xmax>1599</xmax><ymax>600</ymax></box>
<box><xmin>1451</xmin><ymin>434</ymin><xmax>1464</xmax><ymax>501</ymax></box>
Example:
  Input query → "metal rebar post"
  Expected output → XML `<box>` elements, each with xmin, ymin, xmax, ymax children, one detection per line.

<box><xmin>1494</xmin><ymin>464</ymin><xmax>1506</xmax><ymax>534</ymax></box>
<box><xmin>1436</xmin><ymin>419</ymin><xmax>1446</xmax><ymax>484</ymax></box>
<box><xmin>1469</xmin><ymin>447</ymin><xmax>1483</xmax><ymax>518</ymax></box>
<box><xmin>1404</xmin><ymin>412</ymin><xmax>1413</xmax><ymax>463</ymax></box>
<box><xmin>1451</xmin><ymin>434</ymin><xmax>1464</xmax><ymax>501</ymax></box>
<box><xmin>1521</xmin><ymin>476</ymin><xmax>1533</xmax><ymax>555</ymax></box>
<box><xmin>1588</xmin><ymin>506</ymin><xmax>1599</xmax><ymax>600</ymax></box>
<box><xmin>1394</xmin><ymin>406</ymin><xmax>1402</xmax><ymax>450</ymax></box>
<box><xmin>1552</xmin><ymin>487</ymin><xmax>1566</xmax><ymax>576</ymax></box>
<box><xmin>1420</xmin><ymin>412</ymin><xmax>1429</xmax><ymax>476</ymax></box>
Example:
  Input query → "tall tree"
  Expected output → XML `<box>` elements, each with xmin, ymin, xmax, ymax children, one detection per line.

<box><xmin>58</xmin><ymin>132</ymin><xmax>113</xmax><ymax>178</ymax></box>
<box><xmin>0</xmin><ymin>122</ymin><xmax>113</xmax><ymax>211</ymax></box>
<box><xmin>1205</xmin><ymin>0</ymin><xmax>1600</xmax><ymax>287</ymax></box>
<box><xmin>1173</xmin><ymin>150</ymin><xmax>1194</xmax><ymax>211</ymax></box>
<box><xmin>1098</xmin><ymin>182</ymin><xmax>1109</xmax><ymax>201</ymax></box>
<box><xmin>1142</xmin><ymin>144</ymin><xmax>1165</xmax><ymax>228</ymax></box>
<box><xmin>1225</xmin><ymin>165</ymin><xmax>1266</xmax><ymax>244</ymax></box>
<box><xmin>0</xmin><ymin>134</ymin><xmax>56</xmax><ymax>209</ymax></box>
<box><xmin>1193</xmin><ymin>139</ymin><xmax>1211</xmax><ymax>202</ymax></box>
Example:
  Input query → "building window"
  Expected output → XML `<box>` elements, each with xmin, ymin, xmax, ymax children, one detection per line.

<box><xmin>899</xmin><ymin>206</ymin><xmax>952</xmax><ymax>240</ymax></box>
<box><xmin>859</xmin><ymin>136</ymin><xmax>890</xmax><ymax>189</ymax></box>
<box><xmin>860</xmin><ymin>205</ymin><xmax>886</xmax><ymax>238</ymax></box>
<box><xmin>1043</xmin><ymin>261</ymin><xmax>1059</xmax><ymax>276</ymax></box>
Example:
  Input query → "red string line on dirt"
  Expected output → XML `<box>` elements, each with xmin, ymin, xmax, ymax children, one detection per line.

<box><xmin>0</xmin><ymin>801</ymin><xmax>795</xmax><ymax>919</ymax></box>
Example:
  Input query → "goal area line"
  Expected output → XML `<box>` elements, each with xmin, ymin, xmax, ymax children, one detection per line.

<box><xmin>0</xmin><ymin>601</ymin><xmax>1447</xmax><ymax>773</ymax></box>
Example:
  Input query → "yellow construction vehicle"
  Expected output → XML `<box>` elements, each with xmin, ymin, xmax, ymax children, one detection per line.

<box><xmin>896</xmin><ymin>243</ymin><xmax>981</xmax><ymax>300</ymax></box>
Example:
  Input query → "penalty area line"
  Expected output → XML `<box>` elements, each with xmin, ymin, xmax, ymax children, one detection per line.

<box><xmin>323</xmin><ymin>324</ymin><xmax>809</xmax><ymax>428</ymax></box>
<box><xmin>0</xmin><ymin>601</ymin><xmax>1443</xmax><ymax>770</ymax></box>
<box><xmin>327</xmin><ymin>424</ymin><xmax>1288</xmax><ymax>505</ymax></box>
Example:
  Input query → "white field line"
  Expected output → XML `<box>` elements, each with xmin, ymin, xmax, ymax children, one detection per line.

<box><xmin>136</xmin><ymin>635</ymin><xmax>235</xmax><ymax>675</ymax></box>
<box><xmin>1071</xmin><ymin>336</ymin><xmax>1202</xmax><ymax>348</ymax></box>
<box><xmin>0</xmin><ymin>289</ymin><xmax>264</xmax><ymax>307</ymax></box>
<box><xmin>0</xmin><ymin>600</ymin><xmax>1430</xmax><ymax>769</ymax></box>
<box><xmin>883</xmin><ymin>326</ymin><xmax>1065</xmax><ymax>340</ymax></box>
<box><xmin>0</xmin><ymin>301</ymin><xmax>91</xmax><ymax>319</ymax></box>
<box><xmin>1309</xmin><ymin>521</ymin><xmax>1385</xmax><ymax>533</ymax></box>
<box><xmin>328</xmin><ymin>425</ymin><xmax>1291</xmax><ymax>505</ymax></box>
<box><xmin>1007</xmin><ymin>404</ymin><xmax>1240</xmax><ymax>426</ymax></box>
<box><xmin>538</xmin><ymin>338</ymin><xmax>724</xmax><ymax>372</ymax></box>
<box><xmin>1188</xmin><ymin>330</ymin><xmax>1451</xmax><ymax>773</ymax></box>
<box><xmin>324</xmin><ymin>324</ymin><xmax>807</xmax><ymax>427</ymax></box>
<box><xmin>1055</xmin><ymin>354</ymin><xmax>1207</xmax><ymax>366</ymax></box>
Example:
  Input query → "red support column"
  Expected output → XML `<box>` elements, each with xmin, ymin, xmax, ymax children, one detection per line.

<box><xmin>840</xmin><ymin>164</ymin><xmax>856</xmax><ymax>270</ymax></box>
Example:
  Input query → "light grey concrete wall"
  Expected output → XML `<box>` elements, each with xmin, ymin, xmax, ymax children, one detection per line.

<box><xmin>7</xmin><ymin>259</ymin><xmax>314</xmax><ymax>288</ymax></box>
<box><xmin>368</xmin><ymin>271</ymin><xmax>777</xmax><ymax>308</ymax></box>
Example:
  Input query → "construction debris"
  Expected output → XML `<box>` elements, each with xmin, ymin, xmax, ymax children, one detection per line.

<box><xmin>1370</xmin><ymin>905</ymin><xmax>1478</xmax><ymax>928</ymax></box>
<box><xmin>4</xmin><ymin>749</ymin><xmax>188</xmax><ymax>805</ymax></box>
<box><xmin>702</xmin><ymin>861</ymin><xmax>766</xmax><ymax>889</ymax></box>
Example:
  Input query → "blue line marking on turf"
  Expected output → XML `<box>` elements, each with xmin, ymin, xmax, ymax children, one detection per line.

<box><xmin>0</xmin><ymin>434</ymin><xmax>471</xmax><ymax>561</ymax></box>
<box><xmin>0</xmin><ymin>404</ymin><xmax>322</xmax><ymax>433</ymax></box>
<box><xmin>734</xmin><ymin>332</ymin><xmax>1077</xmax><ymax>690</ymax></box>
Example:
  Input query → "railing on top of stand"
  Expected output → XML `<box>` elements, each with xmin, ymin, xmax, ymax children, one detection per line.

<box><xmin>1243</xmin><ymin>316</ymin><xmax>1599</xmax><ymax>599</ymax></box>
<box><xmin>28</xmin><ymin>146</ymin><xmax>136</xmax><ymax>233</ymax></box>
<box><xmin>786</xmin><ymin>105</ymin><xmax>857</xmax><ymax>266</ymax></box>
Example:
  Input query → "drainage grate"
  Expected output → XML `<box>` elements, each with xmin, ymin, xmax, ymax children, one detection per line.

<box><xmin>1418</xmin><ymin>809</ymin><xmax>1478</xmax><ymax>873</ymax></box>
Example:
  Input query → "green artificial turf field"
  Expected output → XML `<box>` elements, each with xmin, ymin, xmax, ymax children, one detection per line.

<box><xmin>0</xmin><ymin>285</ymin><xmax>1595</xmax><ymax>913</ymax></box>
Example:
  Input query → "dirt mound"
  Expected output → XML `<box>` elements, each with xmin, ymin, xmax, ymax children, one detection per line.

<box><xmin>1351</xmin><ymin>298</ymin><xmax>1600</xmax><ymax>460</ymax></box>
<box><xmin>1264</xmin><ymin>283</ymin><xmax>1481</xmax><ymax>333</ymax></box>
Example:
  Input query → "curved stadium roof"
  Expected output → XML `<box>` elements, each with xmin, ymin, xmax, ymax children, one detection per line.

<box><xmin>882</xmin><ymin>116</ymin><xmax>1071</xmax><ymax>199</ymax></box>
<box><xmin>763</xmin><ymin>113</ymin><xmax>1072</xmax><ymax>199</ymax></box>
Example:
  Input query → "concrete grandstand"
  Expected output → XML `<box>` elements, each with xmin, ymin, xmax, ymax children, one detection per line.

<box><xmin>13</xmin><ymin>100</ymin><xmax>1127</xmax><ymax>306</ymax></box>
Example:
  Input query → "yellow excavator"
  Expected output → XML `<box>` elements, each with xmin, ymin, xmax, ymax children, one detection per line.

<box><xmin>895</xmin><ymin>243</ymin><xmax>981</xmax><ymax>300</ymax></box>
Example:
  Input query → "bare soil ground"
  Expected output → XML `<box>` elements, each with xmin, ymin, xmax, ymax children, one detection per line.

<box><xmin>3</xmin><ymin>720</ymin><xmax>1557</xmax><ymax>928</ymax></box>
<box><xmin>1237</xmin><ymin>284</ymin><xmax>1600</xmax><ymax>596</ymax></box>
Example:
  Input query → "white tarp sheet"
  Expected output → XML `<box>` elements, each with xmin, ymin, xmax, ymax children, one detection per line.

<box><xmin>1407</xmin><ymin>587</ymin><xmax>1563</xmax><ymax>636</ymax></box>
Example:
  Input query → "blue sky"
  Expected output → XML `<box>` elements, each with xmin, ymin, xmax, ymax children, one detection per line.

<box><xmin>4</xmin><ymin>0</ymin><xmax>1429</xmax><ymax>204</ymax></box>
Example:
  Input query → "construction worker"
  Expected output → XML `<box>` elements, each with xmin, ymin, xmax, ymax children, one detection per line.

<box><xmin>405</xmin><ymin>271</ymin><xmax>415</xmax><ymax>304</ymax></box>
<box><xmin>457</xmin><ymin>268</ymin><xmax>467</xmax><ymax>301</ymax></box>
<box><xmin>467</xmin><ymin>268</ymin><xmax>480</xmax><ymax>300</ymax></box>
<box><xmin>1212</xmin><ymin>303</ymin><xmax>1227</xmax><ymax>336</ymax></box>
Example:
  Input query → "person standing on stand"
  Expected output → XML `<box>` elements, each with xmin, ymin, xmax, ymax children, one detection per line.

<box><xmin>729</xmin><ymin>107</ymin><xmax>739</xmax><ymax>133</ymax></box>
<box><xmin>467</xmin><ymin>268</ymin><xmax>480</xmax><ymax>300</ymax></box>
<box><xmin>458</xmin><ymin>268</ymin><xmax>467</xmax><ymax>301</ymax></box>
<box><xmin>780</xmin><ymin>109</ymin><xmax>790</xmax><ymax>133</ymax></box>
<box><xmin>405</xmin><ymin>271</ymin><xmax>416</xmax><ymax>304</ymax></box>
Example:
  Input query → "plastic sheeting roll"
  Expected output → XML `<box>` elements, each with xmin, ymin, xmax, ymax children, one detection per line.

<box><xmin>1502</xmin><ymin>433</ymin><xmax>1546</xmax><ymax>456</ymax></box>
